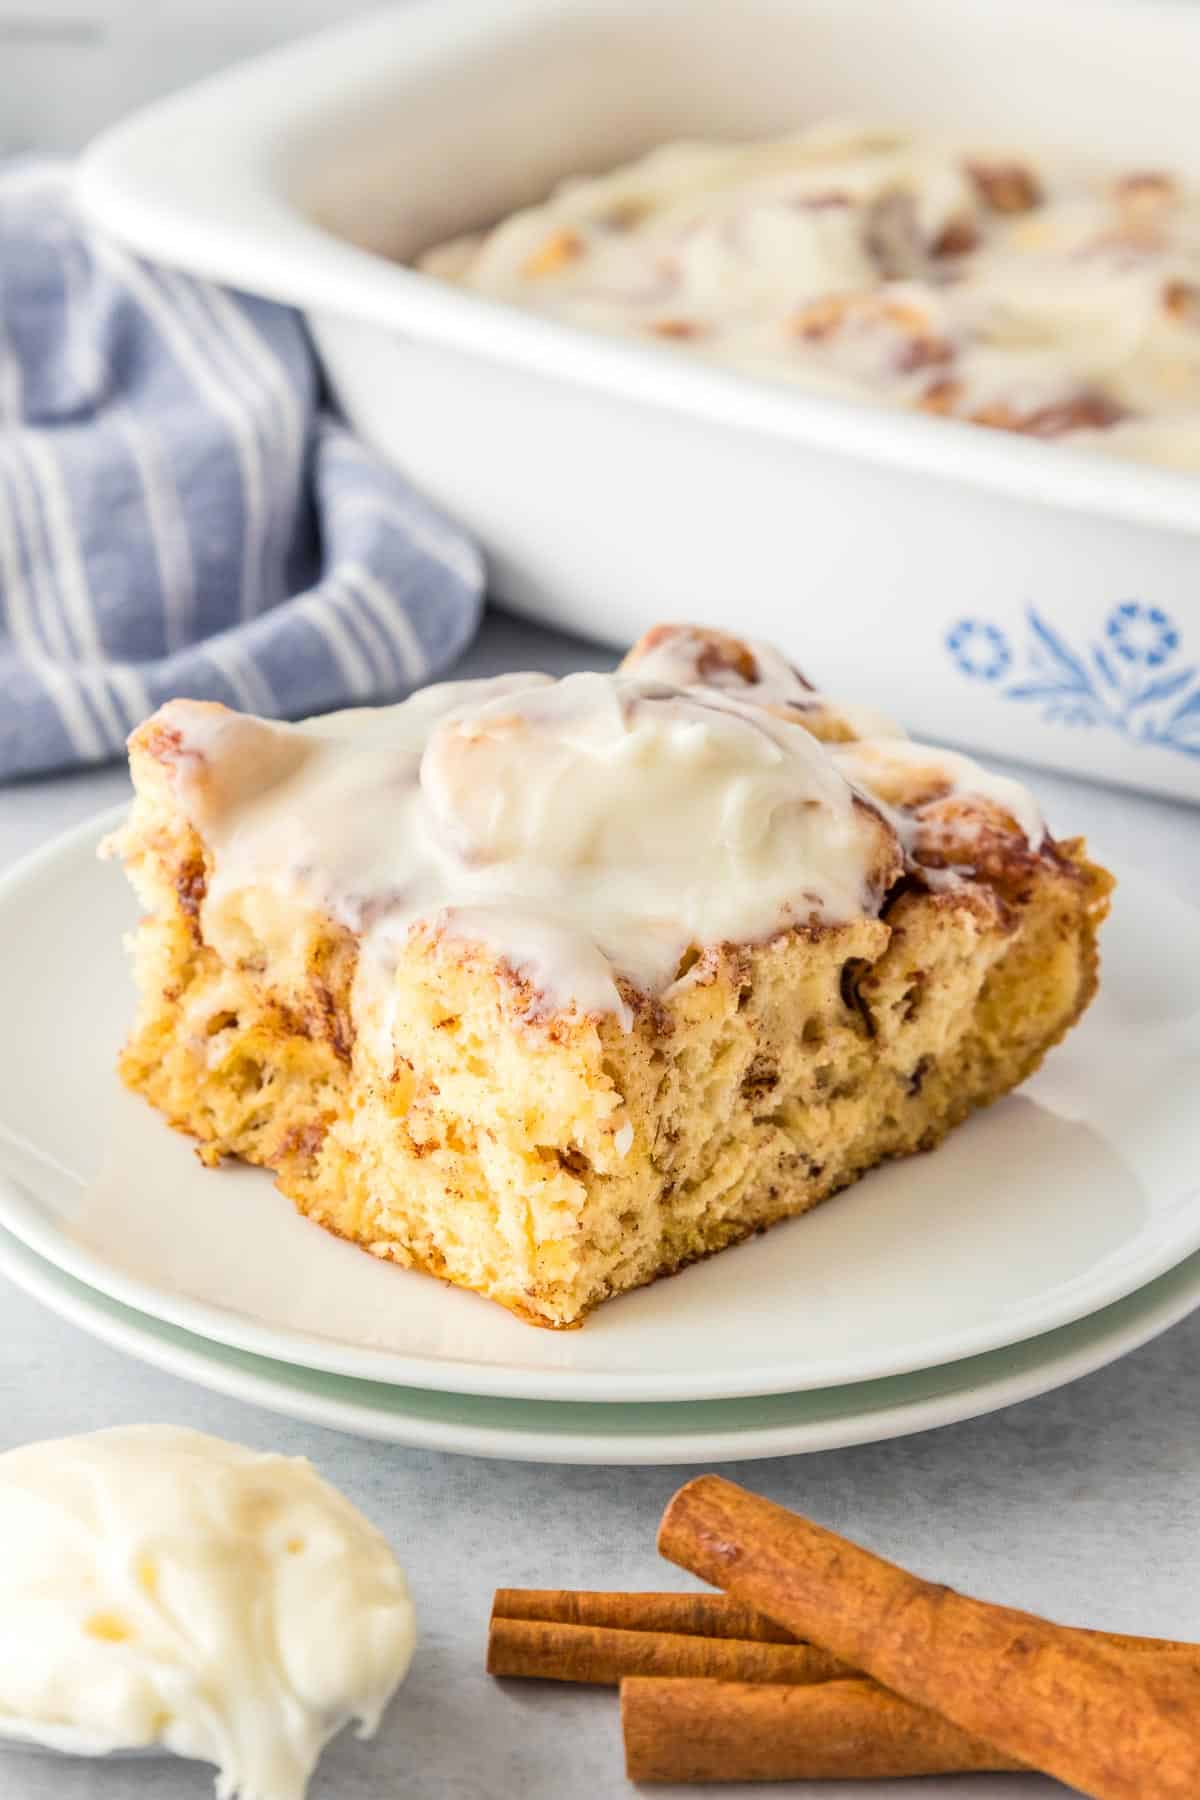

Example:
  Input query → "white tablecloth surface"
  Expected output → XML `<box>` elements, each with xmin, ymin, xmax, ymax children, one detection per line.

<box><xmin>2</xmin><ymin>609</ymin><xmax>1198</xmax><ymax>1800</ymax></box>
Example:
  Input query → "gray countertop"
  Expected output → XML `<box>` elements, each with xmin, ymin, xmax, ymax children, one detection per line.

<box><xmin>2</xmin><ymin>608</ymin><xmax>1198</xmax><ymax>1800</ymax></box>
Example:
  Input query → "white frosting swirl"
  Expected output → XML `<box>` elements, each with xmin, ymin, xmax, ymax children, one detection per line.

<box><xmin>120</xmin><ymin>628</ymin><xmax>1051</xmax><ymax>1026</ymax></box>
<box><xmin>144</xmin><ymin>669</ymin><xmax>903</xmax><ymax>1022</ymax></box>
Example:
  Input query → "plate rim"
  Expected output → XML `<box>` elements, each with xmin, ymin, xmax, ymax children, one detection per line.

<box><xmin>2</xmin><ymin>807</ymin><xmax>1199</xmax><ymax>1404</ymax></box>
<box><xmin>2</xmin><ymin>1221</ymin><xmax>1198</xmax><ymax>1464</ymax></box>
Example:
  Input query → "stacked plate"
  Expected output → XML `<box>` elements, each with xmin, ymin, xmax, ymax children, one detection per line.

<box><xmin>1</xmin><ymin>812</ymin><xmax>1199</xmax><ymax>1465</ymax></box>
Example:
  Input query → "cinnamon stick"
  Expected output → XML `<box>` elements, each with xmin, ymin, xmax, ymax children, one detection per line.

<box><xmin>658</xmin><ymin>1477</ymin><xmax>1200</xmax><ymax>1800</ymax></box>
<box><xmin>490</xmin><ymin>1588</ymin><xmax>796</xmax><ymax>1643</ymax></box>
<box><xmin>1074</xmin><ymin>1628</ymin><xmax>1200</xmax><ymax>1659</ymax></box>
<box><xmin>491</xmin><ymin>1585</ymin><xmax>1195</xmax><ymax>1664</ymax></box>
<box><xmin>621</xmin><ymin>1677</ymin><xmax>1026</xmax><ymax>1783</ymax></box>
<box><xmin>488</xmin><ymin>1617</ymin><xmax>847</xmax><ymax>1687</ymax></box>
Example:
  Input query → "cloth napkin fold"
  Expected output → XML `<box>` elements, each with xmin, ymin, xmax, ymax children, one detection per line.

<box><xmin>0</xmin><ymin>161</ymin><xmax>484</xmax><ymax>780</ymax></box>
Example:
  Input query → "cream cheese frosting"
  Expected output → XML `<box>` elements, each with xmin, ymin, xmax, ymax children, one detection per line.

<box><xmin>831</xmin><ymin>737</ymin><xmax>1046</xmax><ymax>853</ymax></box>
<box><xmin>0</xmin><ymin>1426</ymin><xmax>415</xmax><ymax>1800</ymax></box>
<box><xmin>622</xmin><ymin>623</ymin><xmax>906</xmax><ymax>741</ymax></box>
<box><xmin>420</xmin><ymin>122</ymin><xmax>1200</xmax><ymax>469</ymax></box>
<box><xmin>142</xmin><ymin>671</ymin><xmax>903</xmax><ymax>1020</ymax></box>
<box><xmin>122</xmin><ymin>650</ymin><xmax>1043</xmax><ymax>1027</ymax></box>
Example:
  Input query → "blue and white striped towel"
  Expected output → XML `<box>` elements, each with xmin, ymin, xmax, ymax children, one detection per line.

<box><xmin>0</xmin><ymin>161</ymin><xmax>484</xmax><ymax>780</ymax></box>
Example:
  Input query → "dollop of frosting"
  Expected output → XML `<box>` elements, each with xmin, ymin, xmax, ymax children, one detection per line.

<box><xmin>0</xmin><ymin>1426</ymin><xmax>415</xmax><ymax>1800</ymax></box>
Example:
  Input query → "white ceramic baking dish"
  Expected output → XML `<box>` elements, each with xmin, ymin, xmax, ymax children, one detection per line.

<box><xmin>79</xmin><ymin>0</ymin><xmax>1200</xmax><ymax>801</ymax></box>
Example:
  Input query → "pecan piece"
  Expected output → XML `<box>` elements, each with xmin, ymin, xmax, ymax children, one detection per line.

<box><xmin>932</xmin><ymin>216</ymin><xmax>980</xmax><ymax>258</ymax></box>
<box><xmin>649</xmin><ymin>318</ymin><xmax>705</xmax><ymax>339</ymax></box>
<box><xmin>896</xmin><ymin>334</ymin><xmax>954</xmax><ymax>373</ymax></box>
<box><xmin>974</xmin><ymin>391</ymin><xmax>1126</xmax><ymax>438</ymax></box>
<box><xmin>1114</xmin><ymin>171</ymin><xmax>1177</xmax><ymax>216</ymax></box>
<box><xmin>967</xmin><ymin>161</ymin><xmax>1041</xmax><ymax>214</ymax></box>
<box><xmin>921</xmin><ymin>382</ymin><xmax>1125</xmax><ymax>438</ymax></box>
<box><xmin>918</xmin><ymin>376</ymin><xmax>963</xmax><ymax>417</ymax></box>
<box><xmin>1164</xmin><ymin>280</ymin><xmax>1200</xmax><ymax>325</ymax></box>
<box><xmin>521</xmin><ymin>227</ymin><xmax>584</xmax><ymax>277</ymax></box>
<box><xmin>792</xmin><ymin>294</ymin><xmax>853</xmax><ymax>341</ymax></box>
<box><xmin>793</xmin><ymin>294</ymin><xmax>943</xmax><ymax>368</ymax></box>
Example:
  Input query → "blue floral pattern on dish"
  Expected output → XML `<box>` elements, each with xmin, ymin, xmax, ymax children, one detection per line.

<box><xmin>1104</xmin><ymin>602</ymin><xmax>1179</xmax><ymax>668</ymax></box>
<box><xmin>945</xmin><ymin>604</ymin><xmax>1200</xmax><ymax>758</ymax></box>
<box><xmin>945</xmin><ymin>621</ymin><xmax>1012</xmax><ymax>683</ymax></box>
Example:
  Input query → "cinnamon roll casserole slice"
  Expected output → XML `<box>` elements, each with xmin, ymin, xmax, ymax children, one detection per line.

<box><xmin>107</xmin><ymin>624</ymin><xmax>1111</xmax><ymax>1327</ymax></box>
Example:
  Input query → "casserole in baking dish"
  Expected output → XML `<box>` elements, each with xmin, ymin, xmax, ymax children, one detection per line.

<box><xmin>80</xmin><ymin>0</ymin><xmax>1200</xmax><ymax>801</ymax></box>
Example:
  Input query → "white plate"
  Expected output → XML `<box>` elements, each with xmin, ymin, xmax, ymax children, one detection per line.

<box><xmin>1</xmin><ymin>812</ymin><xmax>1199</xmax><ymax>1405</ymax></box>
<box><xmin>2</xmin><ymin>1220</ymin><xmax>1198</xmax><ymax>1464</ymax></box>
